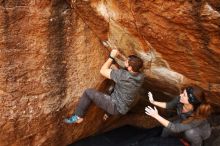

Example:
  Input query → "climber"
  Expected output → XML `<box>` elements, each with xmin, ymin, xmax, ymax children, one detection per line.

<box><xmin>64</xmin><ymin>49</ymin><xmax>144</xmax><ymax>124</ymax></box>
<box><xmin>145</xmin><ymin>85</ymin><xmax>212</xmax><ymax>146</ymax></box>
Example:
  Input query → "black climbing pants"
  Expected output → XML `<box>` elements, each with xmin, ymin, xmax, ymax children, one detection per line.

<box><xmin>75</xmin><ymin>88</ymin><xmax>120</xmax><ymax>117</ymax></box>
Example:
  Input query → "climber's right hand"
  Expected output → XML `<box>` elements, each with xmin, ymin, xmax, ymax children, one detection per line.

<box><xmin>110</xmin><ymin>49</ymin><xmax>119</xmax><ymax>58</ymax></box>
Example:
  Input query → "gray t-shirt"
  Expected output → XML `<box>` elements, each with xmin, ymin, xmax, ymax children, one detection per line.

<box><xmin>110</xmin><ymin>69</ymin><xmax>144</xmax><ymax>114</ymax></box>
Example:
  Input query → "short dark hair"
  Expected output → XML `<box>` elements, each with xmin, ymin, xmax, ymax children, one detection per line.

<box><xmin>128</xmin><ymin>55</ymin><xmax>143</xmax><ymax>72</ymax></box>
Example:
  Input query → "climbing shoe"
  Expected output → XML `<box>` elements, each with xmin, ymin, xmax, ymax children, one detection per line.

<box><xmin>64</xmin><ymin>115</ymin><xmax>79</xmax><ymax>124</ymax></box>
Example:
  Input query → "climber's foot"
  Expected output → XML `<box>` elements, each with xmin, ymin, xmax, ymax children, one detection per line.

<box><xmin>64</xmin><ymin>115</ymin><xmax>83</xmax><ymax>124</ymax></box>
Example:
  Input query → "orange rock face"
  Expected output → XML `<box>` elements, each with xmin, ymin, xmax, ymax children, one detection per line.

<box><xmin>0</xmin><ymin>0</ymin><xmax>219</xmax><ymax>146</ymax></box>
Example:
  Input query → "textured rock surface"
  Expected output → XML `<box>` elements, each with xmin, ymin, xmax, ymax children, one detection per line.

<box><xmin>0</xmin><ymin>0</ymin><xmax>219</xmax><ymax>146</ymax></box>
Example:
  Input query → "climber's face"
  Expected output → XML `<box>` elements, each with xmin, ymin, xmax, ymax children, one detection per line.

<box><xmin>124</xmin><ymin>59</ymin><xmax>132</xmax><ymax>72</ymax></box>
<box><xmin>125</xmin><ymin>59</ymin><xmax>129</xmax><ymax>68</ymax></box>
<box><xmin>180</xmin><ymin>89</ymin><xmax>190</xmax><ymax>104</ymax></box>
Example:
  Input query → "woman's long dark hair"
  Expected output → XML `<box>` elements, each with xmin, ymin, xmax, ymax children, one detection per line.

<box><xmin>182</xmin><ymin>85</ymin><xmax>212</xmax><ymax>123</ymax></box>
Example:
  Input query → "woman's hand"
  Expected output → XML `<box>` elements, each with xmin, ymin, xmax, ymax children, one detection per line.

<box><xmin>145</xmin><ymin>106</ymin><xmax>159</xmax><ymax>118</ymax></box>
<box><xmin>148</xmin><ymin>92</ymin><xmax>155</xmax><ymax>104</ymax></box>
<box><xmin>145</xmin><ymin>106</ymin><xmax>170</xmax><ymax>127</ymax></box>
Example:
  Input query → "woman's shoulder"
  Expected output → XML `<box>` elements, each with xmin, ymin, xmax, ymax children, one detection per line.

<box><xmin>190</xmin><ymin>118</ymin><xmax>210</xmax><ymax>126</ymax></box>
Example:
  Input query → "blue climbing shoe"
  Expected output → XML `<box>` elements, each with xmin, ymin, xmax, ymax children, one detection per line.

<box><xmin>64</xmin><ymin>115</ymin><xmax>79</xmax><ymax>124</ymax></box>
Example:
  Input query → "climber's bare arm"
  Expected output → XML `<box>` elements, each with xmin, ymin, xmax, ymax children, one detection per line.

<box><xmin>100</xmin><ymin>58</ymin><xmax>113</xmax><ymax>79</ymax></box>
<box><xmin>100</xmin><ymin>50</ymin><xmax>119</xmax><ymax>79</ymax></box>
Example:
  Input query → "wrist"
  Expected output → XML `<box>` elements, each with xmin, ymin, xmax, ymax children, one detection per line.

<box><xmin>154</xmin><ymin>114</ymin><xmax>161</xmax><ymax>120</ymax></box>
<box><xmin>109</xmin><ymin>55</ymin><xmax>115</xmax><ymax>60</ymax></box>
<box><xmin>151</xmin><ymin>100</ymin><xmax>155</xmax><ymax>104</ymax></box>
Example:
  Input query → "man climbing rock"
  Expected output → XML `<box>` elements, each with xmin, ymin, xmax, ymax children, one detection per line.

<box><xmin>64</xmin><ymin>49</ymin><xmax>144</xmax><ymax>124</ymax></box>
